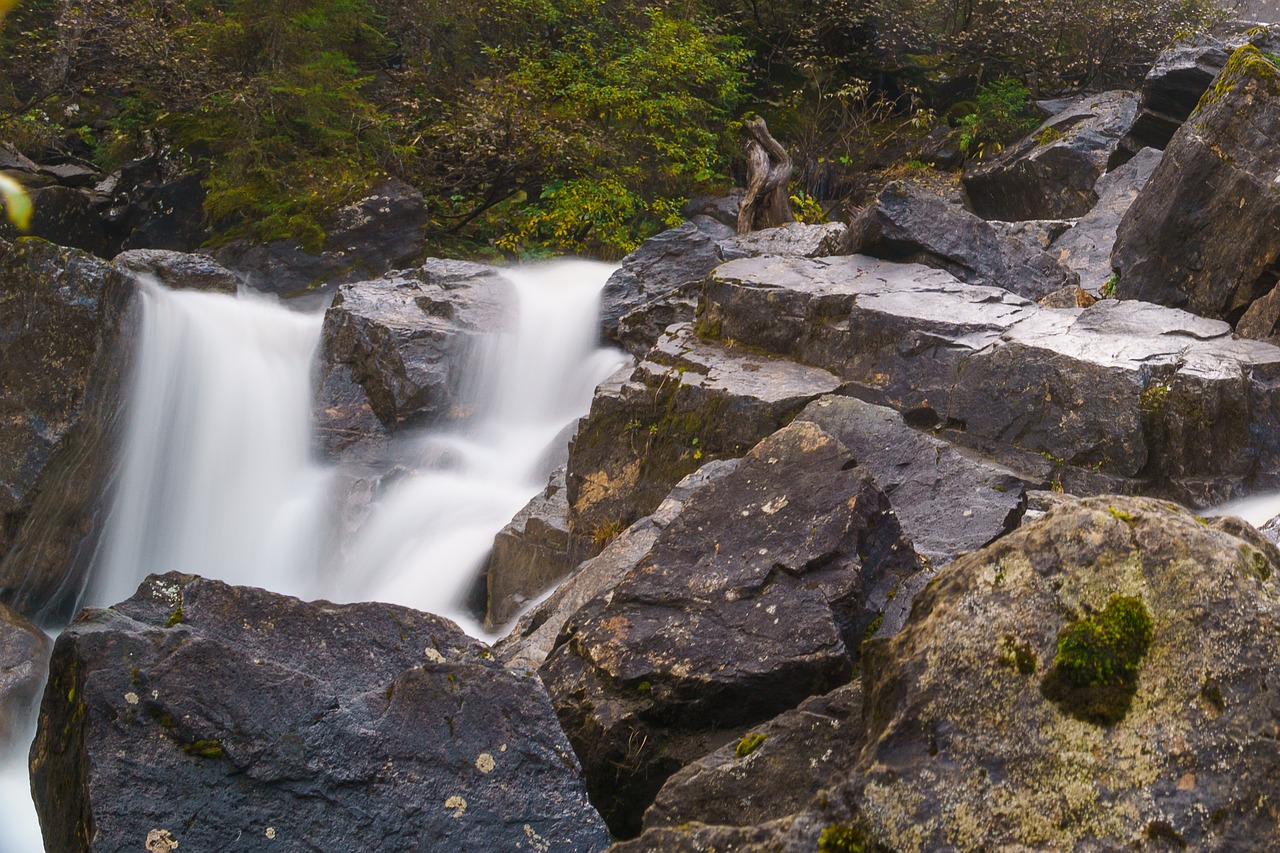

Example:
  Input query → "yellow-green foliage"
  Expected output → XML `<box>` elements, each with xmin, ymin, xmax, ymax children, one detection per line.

<box><xmin>734</xmin><ymin>732</ymin><xmax>767</xmax><ymax>758</ymax></box>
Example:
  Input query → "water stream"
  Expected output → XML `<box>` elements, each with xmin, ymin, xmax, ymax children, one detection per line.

<box><xmin>0</xmin><ymin>259</ymin><xmax>626</xmax><ymax>851</ymax></box>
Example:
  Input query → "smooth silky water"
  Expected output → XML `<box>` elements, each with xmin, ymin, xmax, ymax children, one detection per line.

<box><xmin>0</xmin><ymin>259</ymin><xmax>627</xmax><ymax>851</ymax></box>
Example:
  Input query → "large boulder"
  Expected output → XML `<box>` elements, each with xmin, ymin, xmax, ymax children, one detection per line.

<box><xmin>848</xmin><ymin>181</ymin><xmax>1077</xmax><ymax>300</ymax></box>
<box><xmin>0</xmin><ymin>184</ymin><xmax>109</xmax><ymax>257</ymax></box>
<box><xmin>498</xmin><ymin>459</ymin><xmax>739</xmax><ymax>672</ymax></box>
<box><xmin>565</xmin><ymin>323</ymin><xmax>841</xmax><ymax>542</ymax></box>
<box><xmin>315</xmin><ymin>259</ymin><xmax>513</xmax><ymax>459</ymax></box>
<box><xmin>112</xmin><ymin>249</ymin><xmax>239</xmax><ymax>294</ymax></box>
<box><xmin>1050</xmin><ymin>146</ymin><xmax>1162</xmax><ymax>292</ymax></box>
<box><xmin>1113</xmin><ymin>46</ymin><xmax>1280</xmax><ymax>328</ymax></box>
<box><xmin>31</xmin><ymin>572</ymin><xmax>609</xmax><ymax>853</ymax></box>
<box><xmin>543</xmin><ymin>421</ymin><xmax>920</xmax><ymax>837</ymax></box>
<box><xmin>215</xmin><ymin>178</ymin><xmax>428</xmax><ymax>299</ymax></box>
<box><xmin>846</xmin><ymin>496</ymin><xmax>1280</xmax><ymax>850</ymax></box>
<box><xmin>700</xmin><ymin>254</ymin><xmax>1280</xmax><ymax>506</ymax></box>
<box><xmin>480</xmin><ymin>468</ymin><xmax>586</xmax><ymax>629</ymax></box>
<box><xmin>0</xmin><ymin>600</ymin><xmax>49</xmax><ymax>750</ymax></box>
<box><xmin>964</xmin><ymin>91</ymin><xmax>1139</xmax><ymax>221</ymax></box>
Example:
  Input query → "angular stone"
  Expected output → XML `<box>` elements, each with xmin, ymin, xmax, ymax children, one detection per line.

<box><xmin>723</xmin><ymin>221</ymin><xmax>850</xmax><ymax>259</ymax></box>
<box><xmin>848</xmin><ymin>181</ymin><xmax>1076</xmax><ymax>300</ymax></box>
<box><xmin>702</xmin><ymin>255</ymin><xmax>1280</xmax><ymax>506</ymax></box>
<box><xmin>845</xmin><ymin>496</ymin><xmax>1280</xmax><ymax>850</ymax></box>
<box><xmin>1051</xmin><ymin>146</ymin><xmax>1161</xmax><ymax>292</ymax></box>
<box><xmin>1113</xmin><ymin>46</ymin><xmax>1280</xmax><ymax>326</ymax></box>
<box><xmin>964</xmin><ymin>91</ymin><xmax>1139</xmax><ymax>221</ymax></box>
<box><xmin>31</xmin><ymin>573</ymin><xmax>609</xmax><ymax>853</ymax></box>
<box><xmin>0</xmin><ymin>185</ymin><xmax>109</xmax><ymax>257</ymax></box>
<box><xmin>498</xmin><ymin>459</ymin><xmax>740</xmax><ymax>672</ymax></box>
<box><xmin>315</xmin><ymin>259</ymin><xmax>513</xmax><ymax>457</ymax></box>
<box><xmin>565</xmin><ymin>323</ymin><xmax>842</xmax><ymax>539</ymax></box>
<box><xmin>544</xmin><ymin>421</ymin><xmax>920</xmax><ymax>837</ymax></box>
<box><xmin>0</xmin><ymin>241</ymin><xmax>111</xmax><ymax>527</ymax></box>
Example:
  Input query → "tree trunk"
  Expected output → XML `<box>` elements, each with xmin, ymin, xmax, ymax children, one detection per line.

<box><xmin>736</xmin><ymin>116</ymin><xmax>794</xmax><ymax>235</ymax></box>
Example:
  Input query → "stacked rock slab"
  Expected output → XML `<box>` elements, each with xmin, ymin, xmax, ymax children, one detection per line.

<box><xmin>0</xmin><ymin>600</ymin><xmax>49</xmax><ymax>750</ymax></box>
<box><xmin>31</xmin><ymin>572</ymin><xmax>609</xmax><ymax>853</ymax></box>
<box><xmin>1113</xmin><ymin>46</ymin><xmax>1280</xmax><ymax>330</ymax></box>
<box><xmin>701</xmin><ymin>254</ymin><xmax>1280</xmax><ymax>506</ymax></box>
<box><xmin>963</xmin><ymin>91</ymin><xmax>1139</xmax><ymax>221</ymax></box>
<box><xmin>614</xmin><ymin>496</ymin><xmax>1280</xmax><ymax>851</ymax></box>
<box><xmin>544</xmin><ymin>421</ymin><xmax>920</xmax><ymax>837</ymax></box>
<box><xmin>564</xmin><ymin>322</ymin><xmax>841</xmax><ymax>543</ymax></box>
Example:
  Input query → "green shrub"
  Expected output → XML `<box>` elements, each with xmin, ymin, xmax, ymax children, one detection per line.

<box><xmin>957</xmin><ymin>78</ymin><xmax>1038</xmax><ymax>160</ymax></box>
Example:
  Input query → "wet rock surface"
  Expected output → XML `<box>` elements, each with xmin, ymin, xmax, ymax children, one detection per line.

<box><xmin>564</xmin><ymin>322</ymin><xmax>841</xmax><ymax>541</ymax></box>
<box><xmin>1113</xmin><ymin>46</ymin><xmax>1280</xmax><ymax>328</ymax></box>
<box><xmin>113</xmin><ymin>249</ymin><xmax>240</xmax><ymax>294</ymax></box>
<box><xmin>544</xmin><ymin>421</ymin><xmax>920</xmax><ymax>837</ymax></box>
<box><xmin>31</xmin><ymin>572</ymin><xmax>609</xmax><ymax>853</ymax></box>
<box><xmin>702</xmin><ymin>254</ymin><xmax>1280</xmax><ymax>506</ymax></box>
<box><xmin>315</xmin><ymin>259</ymin><xmax>513</xmax><ymax>458</ymax></box>
<box><xmin>964</xmin><ymin>91</ymin><xmax>1139</xmax><ymax>221</ymax></box>
<box><xmin>848</xmin><ymin>181</ymin><xmax>1077</xmax><ymax>300</ymax></box>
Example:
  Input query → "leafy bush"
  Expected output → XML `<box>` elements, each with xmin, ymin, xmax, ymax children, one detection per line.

<box><xmin>957</xmin><ymin>78</ymin><xmax>1039</xmax><ymax>160</ymax></box>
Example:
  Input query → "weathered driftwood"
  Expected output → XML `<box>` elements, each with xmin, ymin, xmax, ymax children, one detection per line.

<box><xmin>736</xmin><ymin>116</ymin><xmax>794</xmax><ymax>234</ymax></box>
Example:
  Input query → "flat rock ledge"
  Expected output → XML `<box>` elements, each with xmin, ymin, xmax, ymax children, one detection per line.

<box><xmin>700</xmin><ymin>254</ymin><xmax>1280</xmax><ymax>507</ymax></box>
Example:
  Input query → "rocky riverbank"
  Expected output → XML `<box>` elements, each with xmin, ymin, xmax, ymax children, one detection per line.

<box><xmin>6</xmin><ymin>22</ymin><xmax>1280</xmax><ymax>853</ymax></box>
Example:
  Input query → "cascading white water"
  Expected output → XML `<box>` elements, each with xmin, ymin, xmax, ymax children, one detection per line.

<box><xmin>0</xmin><ymin>259</ymin><xmax>627</xmax><ymax>852</ymax></box>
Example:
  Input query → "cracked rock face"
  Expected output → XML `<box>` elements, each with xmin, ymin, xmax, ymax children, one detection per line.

<box><xmin>702</xmin><ymin>254</ymin><xmax>1280</xmax><ymax>506</ymax></box>
<box><xmin>964</xmin><ymin>91</ymin><xmax>1139</xmax><ymax>221</ymax></box>
<box><xmin>1114</xmin><ymin>46</ymin><xmax>1280</xmax><ymax>336</ymax></box>
<box><xmin>544</xmin><ymin>421</ymin><xmax>920</xmax><ymax>838</ymax></box>
<box><xmin>31</xmin><ymin>572</ymin><xmax>609</xmax><ymax>853</ymax></box>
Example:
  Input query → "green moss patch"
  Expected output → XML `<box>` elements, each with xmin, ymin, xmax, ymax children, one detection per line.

<box><xmin>1040</xmin><ymin>595</ymin><xmax>1153</xmax><ymax>725</ymax></box>
<box><xmin>734</xmin><ymin>732</ymin><xmax>767</xmax><ymax>758</ymax></box>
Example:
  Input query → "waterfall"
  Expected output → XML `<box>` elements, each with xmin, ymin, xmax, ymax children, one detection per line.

<box><xmin>0</xmin><ymin>259</ymin><xmax>627</xmax><ymax>850</ymax></box>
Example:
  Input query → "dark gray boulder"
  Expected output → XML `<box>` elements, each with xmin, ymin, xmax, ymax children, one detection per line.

<box><xmin>0</xmin><ymin>184</ymin><xmax>109</xmax><ymax>257</ymax></box>
<box><xmin>112</xmin><ymin>249</ymin><xmax>240</xmax><ymax>294</ymax></box>
<box><xmin>315</xmin><ymin>259</ymin><xmax>513</xmax><ymax>458</ymax></box>
<box><xmin>545</xmin><ymin>421</ymin><xmax>919</xmax><ymax>837</ymax></box>
<box><xmin>31</xmin><ymin>572</ymin><xmax>609</xmax><ymax>853</ymax></box>
<box><xmin>1050</xmin><ymin>146</ymin><xmax>1161</xmax><ymax>292</ymax></box>
<box><xmin>964</xmin><ymin>91</ymin><xmax>1139</xmax><ymax>221</ymax></box>
<box><xmin>848</xmin><ymin>181</ymin><xmax>1077</xmax><ymax>300</ymax></box>
<box><xmin>565</xmin><ymin>322</ymin><xmax>841</xmax><ymax>543</ymax></box>
<box><xmin>601</xmin><ymin>219</ymin><xmax>733</xmax><ymax>359</ymax></box>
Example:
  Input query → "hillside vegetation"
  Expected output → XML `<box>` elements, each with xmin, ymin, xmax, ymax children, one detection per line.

<box><xmin>0</xmin><ymin>0</ymin><xmax>1219</xmax><ymax>257</ymax></box>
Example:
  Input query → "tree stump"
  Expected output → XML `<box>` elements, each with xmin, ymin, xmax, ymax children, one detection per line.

<box><xmin>736</xmin><ymin>116</ymin><xmax>794</xmax><ymax>235</ymax></box>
